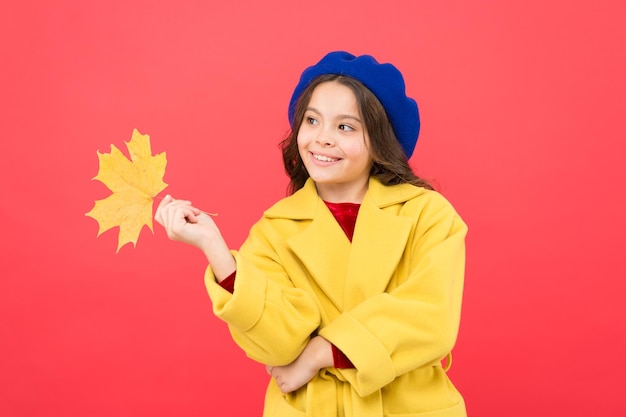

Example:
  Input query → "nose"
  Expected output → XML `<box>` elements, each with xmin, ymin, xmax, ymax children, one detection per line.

<box><xmin>316</xmin><ymin>130</ymin><xmax>335</xmax><ymax>146</ymax></box>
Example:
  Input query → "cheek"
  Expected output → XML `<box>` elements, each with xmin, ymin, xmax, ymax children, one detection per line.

<box><xmin>296</xmin><ymin>132</ymin><xmax>305</xmax><ymax>150</ymax></box>
<box><xmin>296</xmin><ymin>133</ymin><xmax>309</xmax><ymax>158</ymax></box>
<box><xmin>296</xmin><ymin>127</ymin><xmax>313</xmax><ymax>149</ymax></box>
<box><xmin>343</xmin><ymin>138</ymin><xmax>370</xmax><ymax>158</ymax></box>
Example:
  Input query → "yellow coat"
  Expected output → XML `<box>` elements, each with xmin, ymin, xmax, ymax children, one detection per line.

<box><xmin>205</xmin><ymin>177</ymin><xmax>468</xmax><ymax>417</ymax></box>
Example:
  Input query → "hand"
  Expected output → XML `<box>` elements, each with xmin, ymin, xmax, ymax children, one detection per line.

<box><xmin>155</xmin><ymin>195</ymin><xmax>237</xmax><ymax>280</ymax></box>
<box><xmin>265</xmin><ymin>336</ymin><xmax>333</xmax><ymax>394</ymax></box>
<box><xmin>154</xmin><ymin>195</ymin><xmax>219</xmax><ymax>252</ymax></box>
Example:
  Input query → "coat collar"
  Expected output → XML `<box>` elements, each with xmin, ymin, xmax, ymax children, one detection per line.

<box><xmin>264</xmin><ymin>177</ymin><xmax>425</xmax><ymax>312</ymax></box>
<box><xmin>264</xmin><ymin>177</ymin><xmax>424</xmax><ymax>219</ymax></box>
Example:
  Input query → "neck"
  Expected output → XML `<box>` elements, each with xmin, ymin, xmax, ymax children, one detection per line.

<box><xmin>314</xmin><ymin>179</ymin><xmax>369</xmax><ymax>203</ymax></box>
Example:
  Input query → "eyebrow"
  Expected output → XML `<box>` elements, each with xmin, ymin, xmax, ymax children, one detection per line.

<box><xmin>306</xmin><ymin>107</ymin><xmax>363</xmax><ymax>124</ymax></box>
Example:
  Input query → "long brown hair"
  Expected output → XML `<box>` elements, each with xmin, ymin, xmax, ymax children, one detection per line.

<box><xmin>280</xmin><ymin>74</ymin><xmax>433</xmax><ymax>195</ymax></box>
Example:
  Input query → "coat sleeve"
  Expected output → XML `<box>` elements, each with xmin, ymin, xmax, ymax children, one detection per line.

<box><xmin>204</xmin><ymin>218</ymin><xmax>321</xmax><ymax>366</ymax></box>
<box><xmin>318</xmin><ymin>196</ymin><xmax>467</xmax><ymax>397</ymax></box>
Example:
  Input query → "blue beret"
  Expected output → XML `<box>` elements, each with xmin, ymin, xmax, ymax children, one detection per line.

<box><xmin>288</xmin><ymin>51</ymin><xmax>420</xmax><ymax>158</ymax></box>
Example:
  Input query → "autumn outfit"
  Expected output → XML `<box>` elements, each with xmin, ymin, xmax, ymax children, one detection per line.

<box><xmin>204</xmin><ymin>177</ymin><xmax>467</xmax><ymax>417</ymax></box>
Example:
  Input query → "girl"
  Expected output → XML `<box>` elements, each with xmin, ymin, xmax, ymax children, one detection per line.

<box><xmin>155</xmin><ymin>51</ymin><xmax>467</xmax><ymax>417</ymax></box>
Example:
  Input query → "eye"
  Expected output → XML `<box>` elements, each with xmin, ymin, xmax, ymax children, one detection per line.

<box><xmin>339</xmin><ymin>124</ymin><xmax>354</xmax><ymax>132</ymax></box>
<box><xmin>306</xmin><ymin>116</ymin><xmax>319</xmax><ymax>125</ymax></box>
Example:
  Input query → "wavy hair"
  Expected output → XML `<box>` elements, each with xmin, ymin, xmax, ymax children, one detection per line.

<box><xmin>280</xmin><ymin>74</ymin><xmax>433</xmax><ymax>195</ymax></box>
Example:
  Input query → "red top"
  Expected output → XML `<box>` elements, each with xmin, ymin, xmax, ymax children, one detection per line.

<box><xmin>218</xmin><ymin>201</ymin><xmax>360</xmax><ymax>368</ymax></box>
<box><xmin>324</xmin><ymin>201</ymin><xmax>360</xmax><ymax>242</ymax></box>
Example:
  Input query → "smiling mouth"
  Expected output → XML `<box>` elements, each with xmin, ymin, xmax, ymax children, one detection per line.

<box><xmin>312</xmin><ymin>153</ymin><xmax>339</xmax><ymax>162</ymax></box>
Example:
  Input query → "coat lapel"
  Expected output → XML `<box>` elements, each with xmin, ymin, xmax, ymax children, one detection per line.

<box><xmin>270</xmin><ymin>180</ymin><xmax>350</xmax><ymax>312</ymax></box>
<box><xmin>343</xmin><ymin>183</ymin><xmax>414</xmax><ymax>310</ymax></box>
<box><xmin>266</xmin><ymin>177</ymin><xmax>423</xmax><ymax>313</ymax></box>
<box><xmin>287</xmin><ymin>199</ymin><xmax>350</xmax><ymax>312</ymax></box>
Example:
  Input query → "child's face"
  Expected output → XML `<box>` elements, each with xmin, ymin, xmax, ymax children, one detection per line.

<box><xmin>297</xmin><ymin>81</ymin><xmax>373</xmax><ymax>203</ymax></box>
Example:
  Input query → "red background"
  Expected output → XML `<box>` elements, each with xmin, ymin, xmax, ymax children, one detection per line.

<box><xmin>2</xmin><ymin>1</ymin><xmax>625</xmax><ymax>415</ymax></box>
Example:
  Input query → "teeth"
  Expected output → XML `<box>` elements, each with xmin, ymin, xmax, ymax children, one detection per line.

<box><xmin>313</xmin><ymin>154</ymin><xmax>338</xmax><ymax>162</ymax></box>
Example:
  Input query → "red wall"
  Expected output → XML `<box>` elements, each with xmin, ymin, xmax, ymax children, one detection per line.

<box><xmin>2</xmin><ymin>1</ymin><xmax>625</xmax><ymax>416</ymax></box>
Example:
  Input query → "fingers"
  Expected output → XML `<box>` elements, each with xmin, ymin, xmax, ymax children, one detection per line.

<box><xmin>156</xmin><ymin>195</ymin><xmax>194</xmax><ymax>219</ymax></box>
<box><xmin>155</xmin><ymin>195</ymin><xmax>202</xmax><ymax>238</ymax></box>
<box><xmin>154</xmin><ymin>195</ymin><xmax>169</xmax><ymax>226</ymax></box>
<box><xmin>265</xmin><ymin>366</ymin><xmax>292</xmax><ymax>394</ymax></box>
<box><xmin>277</xmin><ymin>379</ymin><xmax>292</xmax><ymax>394</ymax></box>
<box><xmin>161</xmin><ymin>194</ymin><xmax>173</xmax><ymax>205</ymax></box>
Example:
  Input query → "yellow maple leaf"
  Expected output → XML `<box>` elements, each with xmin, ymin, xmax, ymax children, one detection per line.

<box><xmin>86</xmin><ymin>129</ymin><xmax>168</xmax><ymax>252</ymax></box>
